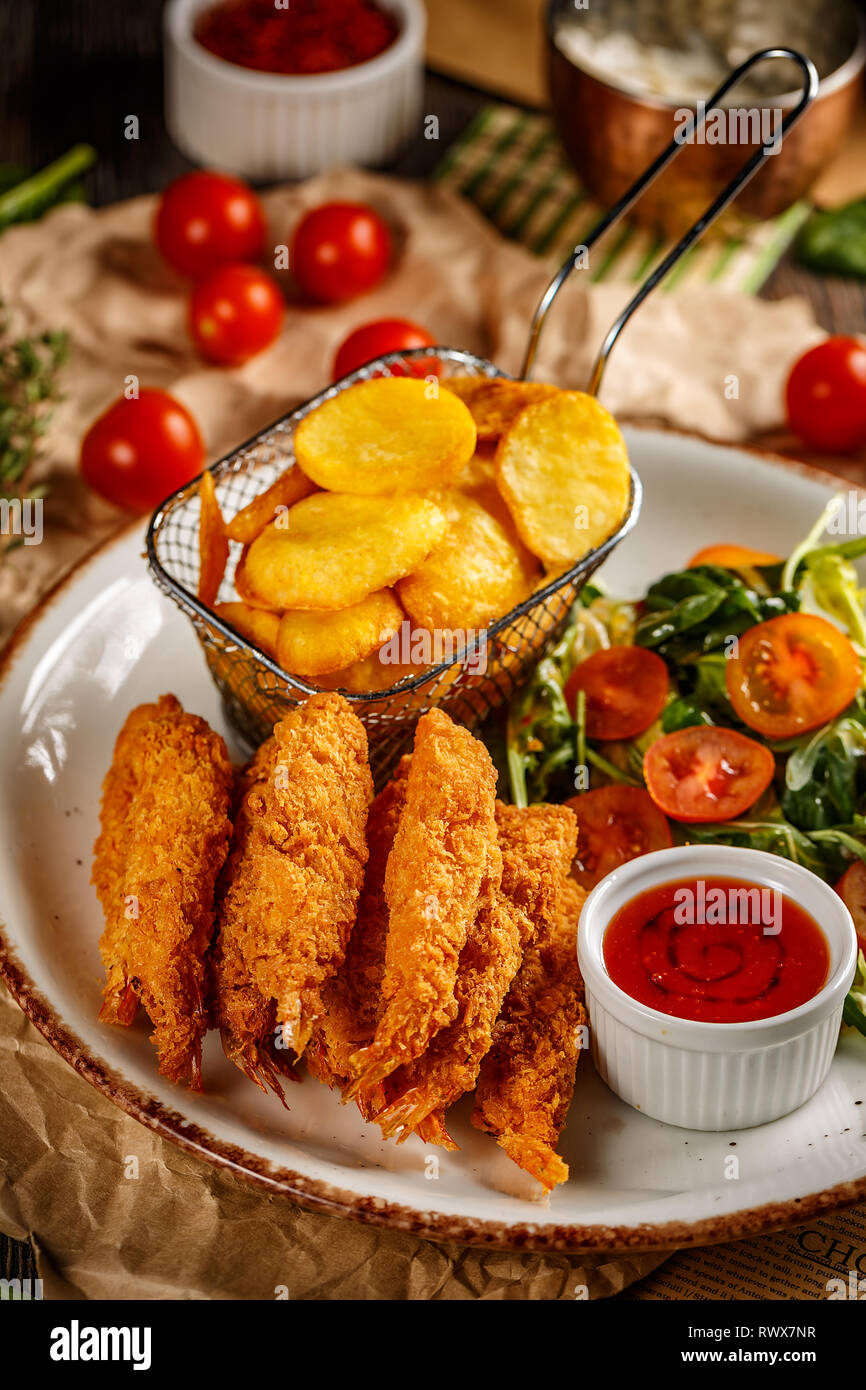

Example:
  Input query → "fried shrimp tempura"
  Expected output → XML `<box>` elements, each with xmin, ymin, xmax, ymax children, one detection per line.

<box><xmin>471</xmin><ymin>874</ymin><xmax>587</xmax><ymax>1192</ymax></box>
<box><xmin>306</xmin><ymin>760</ymin><xmax>409</xmax><ymax>1116</ymax></box>
<box><xmin>347</xmin><ymin>709</ymin><xmax>499</xmax><ymax>1097</ymax></box>
<box><xmin>94</xmin><ymin>694</ymin><xmax>234</xmax><ymax>1089</ymax></box>
<box><xmin>375</xmin><ymin>802</ymin><xmax>578</xmax><ymax>1146</ymax></box>
<box><xmin>215</xmin><ymin>692</ymin><xmax>372</xmax><ymax>1071</ymax></box>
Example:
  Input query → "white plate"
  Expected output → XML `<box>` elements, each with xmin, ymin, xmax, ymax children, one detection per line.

<box><xmin>2</xmin><ymin>427</ymin><xmax>866</xmax><ymax>1252</ymax></box>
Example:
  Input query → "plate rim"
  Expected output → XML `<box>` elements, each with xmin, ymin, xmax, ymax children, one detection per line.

<box><xmin>2</xmin><ymin>429</ymin><xmax>866</xmax><ymax>1255</ymax></box>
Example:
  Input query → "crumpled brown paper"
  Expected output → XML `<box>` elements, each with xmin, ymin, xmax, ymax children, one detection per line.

<box><xmin>0</xmin><ymin>165</ymin><xmax>821</xmax><ymax>645</ymax></box>
<box><xmin>0</xmin><ymin>986</ymin><xmax>669</xmax><ymax>1300</ymax></box>
<box><xmin>0</xmin><ymin>165</ymin><xmax>825</xmax><ymax>1300</ymax></box>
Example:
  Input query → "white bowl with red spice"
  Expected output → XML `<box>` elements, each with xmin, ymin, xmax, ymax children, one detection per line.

<box><xmin>578</xmin><ymin>845</ymin><xmax>858</xmax><ymax>1131</ymax></box>
<box><xmin>164</xmin><ymin>0</ymin><xmax>426</xmax><ymax>180</ymax></box>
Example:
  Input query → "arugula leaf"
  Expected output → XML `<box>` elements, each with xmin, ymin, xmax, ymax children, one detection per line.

<box><xmin>684</xmin><ymin>815</ymin><xmax>848</xmax><ymax>881</ymax></box>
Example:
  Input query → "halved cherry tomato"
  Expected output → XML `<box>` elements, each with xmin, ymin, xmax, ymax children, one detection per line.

<box><xmin>79</xmin><ymin>388</ymin><xmax>205</xmax><ymax>513</ymax></box>
<box><xmin>155</xmin><ymin>171</ymin><xmax>266</xmax><ymax>280</ymax></box>
<box><xmin>333</xmin><ymin>318</ymin><xmax>438</xmax><ymax>380</ymax></box>
<box><xmin>836</xmin><ymin>860</ymin><xmax>866</xmax><ymax>954</ymax></box>
<box><xmin>725</xmin><ymin>613</ymin><xmax>862</xmax><ymax>740</ymax></box>
<box><xmin>786</xmin><ymin>336</ymin><xmax>866</xmax><ymax>454</ymax></box>
<box><xmin>688</xmin><ymin>543</ymin><xmax>780</xmax><ymax>569</ymax></box>
<box><xmin>564</xmin><ymin>645</ymin><xmax>669</xmax><ymax>741</ymax></box>
<box><xmin>644</xmin><ymin>725</ymin><xmax>775</xmax><ymax>823</ymax></box>
<box><xmin>291</xmin><ymin>202</ymin><xmax>391</xmax><ymax>304</ymax></box>
<box><xmin>564</xmin><ymin>786</ymin><xmax>673</xmax><ymax>890</ymax></box>
<box><xmin>190</xmin><ymin>263</ymin><xmax>285</xmax><ymax>365</ymax></box>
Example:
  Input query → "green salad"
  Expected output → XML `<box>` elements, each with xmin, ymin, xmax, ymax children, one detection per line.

<box><xmin>507</xmin><ymin>498</ymin><xmax>866</xmax><ymax>1035</ymax></box>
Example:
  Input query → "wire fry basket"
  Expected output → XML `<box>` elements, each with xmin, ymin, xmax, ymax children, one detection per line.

<box><xmin>146</xmin><ymin>47</ymin><xmax>817</xmax><ymax>783</ymax></box>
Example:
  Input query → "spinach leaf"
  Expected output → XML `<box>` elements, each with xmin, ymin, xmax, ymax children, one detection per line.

<box><xmin>796</xmin><ymin>198</ymin><xmax>866</xmax><ymax>280</ymax></box>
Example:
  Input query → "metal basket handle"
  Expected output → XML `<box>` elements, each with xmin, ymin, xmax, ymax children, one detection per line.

<box><xmin>520</xmin><ymin>46</ymin><xmax>819</xmax><ymax>387</ymax></box>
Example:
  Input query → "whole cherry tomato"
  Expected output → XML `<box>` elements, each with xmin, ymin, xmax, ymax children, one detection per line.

<box><xmin>333</xmin><ymin>318</ymin><xmax>437</xmax><ymax>380</ymax></box>
<box><xmin>292</xmin><ymin>202</ymin><xmax>391</xmax><ymax>304</ymax></box>
<box><xmin>564</xmin><ymin>645</ymin><xmax>669</xmax><ymax>741</ymax></box>
<box><xmin>80</xmin><ymin>388</ymin><xmax>204</xmax><ymax>512</ymax></box>
<box><xmin>155</xmin><ymin>171</ymin><xmax>266</xmax><ymax>280</ymax></box>
<box><xmin>190</xmin><ymin>263</ymin><xmax>285</xmax><ymax>366</ymax></box>
<box><xmin>725</xmin><ymin>613</ymin><xmax>862</xmax><ymax>740</ymax></box>
<box><xmin>786</xmin><ymin>336</ymin><xmax>866</xmax><ymax>454</ymax></box>
<box><xmin>643</xmin><ymin>725</ymin><xmax>775</xmax><ymax>823</ymax></box>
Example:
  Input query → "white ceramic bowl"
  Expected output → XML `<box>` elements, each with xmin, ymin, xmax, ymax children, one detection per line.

<box><xmin>578</xmin><ymin>845</ymin><xmax>858</xmax><ymax>1131</ymax></box>
<box><xmin>164</xmin><ymin>0</ymin><xmax>426</xmax><ymax>180</ymax></box>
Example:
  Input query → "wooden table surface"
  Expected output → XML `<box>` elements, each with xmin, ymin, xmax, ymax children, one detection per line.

<box><xmin>1</xmin><ymin>0</ymin><xmax>865</xmax><ymax>1291</ymax></box>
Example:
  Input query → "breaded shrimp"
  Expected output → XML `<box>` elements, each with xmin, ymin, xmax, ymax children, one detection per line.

<box><xmin>471</xmin><ymin>874</ymin><xmax>587</xmax><ymax>1192</ymax></box>
<box><xmin>94</xmin><ymin>694</ymin><xmax>234</xmax><ymax>1089</ymax></box>
<box><xmin>216</xmin><ymin>692</ymin><xmax>372</xmax><ymax>1065</ymax></box>
<box><xmin>375</xmin><ymin>803</ymin><xmax>578</xmax><ymax>1144</ymax></box>
<box><xmin>306</xmin><ymin>759</ymin><xmax>409</xmax><ymax>1116</ymax></box>
<box><xmin>209</xmin><ymin>916</ymin><xmax>298</xmax><ymax>1103</ymax></box>
<box><xmin>347</xmin><ymin>709</ymin><xmax>499</xmax><ymax>1096</ymax></box>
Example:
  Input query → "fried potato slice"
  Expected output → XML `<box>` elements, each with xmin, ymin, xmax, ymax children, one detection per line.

<box><xmin>226</xmin><ymin>468</ymin><xmax>317</xmax><ymax>545</ymax></box>
<box><xmin>294</xmin><ymin>377</ymin><xmax>476</xmax><ymax>495</ymax></box>
<box><xmin>197</xmin><ymin>471</ymin><xmax>229</xmax><ymax>608</ymax></box>
<box><xmin>397</xmin><ymin>491</ymin><xmax>540</xmax><ymax>630</ymax></box>
<box><xmin>242</xmin><ymin>492</ymin><xmax>447</xmax><ymax>611</ymax></box>
<box><xmin>495</xmin><ymin>391</ymin><xmax>630</xmax><ymax>566</ymax></box>
<box><xmin>443</xmin><ymin>376</ymin><xmax>560</xmax><ymax>441</ymax></box>
<box><xmin>315</xmin><ymin>648</ymin><xmax>421</xmax><ymax>694</ymax></box>
<box><xmin>454</xmin><ymin>443</ymin><xmax>497</xmax><ymax>498</ymax></box>
<box><xmin>276</xmin><ymin>589</ymin><xmax>403</xmax><ymax>677</ymax></box>
<box><xmin>214</xmin><ymin>602</ymin><xmax>281</xmax><ymax>660</ymax></box>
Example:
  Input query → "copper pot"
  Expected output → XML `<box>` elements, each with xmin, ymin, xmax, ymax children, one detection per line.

<box><xmin>547</xmin><ymin>0</ymin><xmax>866</xmax><ymax>234</ymax></box>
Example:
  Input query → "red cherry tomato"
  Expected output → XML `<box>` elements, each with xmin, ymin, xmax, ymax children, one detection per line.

<box><xmin>155</xmin><ymin>171</ymin><xmax>266</xmax><ymax>280</ymax></box>
<box><xmin>190</xmin><ymin>263</ymin><xmax>285</xmax><ymax>366</ymax></box>
<box><xmin>643</xmin><ymin>725</ymin><xmax>775</xmax><ymax>824</ymax></box>
<box><xmin>564</xmin><ymin>786</ymin><xmax>673</xmax><ymax>890</ymax></box>
<box><xmin>688</xmin><ymin>543</ymin><xmax>781</xmax><ymax>569</ymax></box>
<box><xmin>725</xmin><ymin>613</ymin><xmax>862</xmax><ymax>740</ymax></box>
<box><xmin>79</xmin><ymin>388</ymin><xmax>204</xmax><ymax>513</ymax></box>
<box><xmin>333</xmin><ymin>318</ymin><xmax>438</xmax><ymax>380</ymax></box>
<box><xmin>292</xmin><ymin>202</ymin><xmax>391</xmax><ymax>304</ymax></box>
<box><xmin>786</xmin><ymin>336</ymin><xmax>866</xmax><ymax>454</ymax></box>
<box><xmin>837</xmin><ymin>860</ymin><xmax>866</xmax><ymax>954</ymax></box>
<box><xmin>564</xmin><ymin>645</ymin><xmax>669</xmax><ymax>741</ymax></box>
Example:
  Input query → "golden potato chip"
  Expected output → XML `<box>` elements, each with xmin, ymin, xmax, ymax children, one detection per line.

<box><xmin>453</xmin><ymin>443</ymin><xmax>497</xmax><ymax>498</ymax></box>
<box><xmin>242</xmin><ymin>492</ymin><xmax>447</xmax><ymax>611</ymax></box>
<box><xmin>315</xmin><ymin>645</ymin><xmax>425</xmax><ymax>694</ymax></box>
<box><xmin>396</xmin><ymin>491</ymin><xmax>540</xmax><ymax>630</ymax></box>
<box><xmin>294</xmin><ymin>377</ymin><xmax>476</xmax><ymax>495</ymax></box>
<box><xmin>495</xmin><ymin>391</ymin><xmax>630</xmax><ymax>567</ymax></box>
<box><xmin>226</xmin><ymin>467</ymin><xmax>317</xmax><ymax>544</ymax></box>
<box><xmin>197</xmin><ymin>471</ymin><xmax>229</xmax><ymax>608</ymax></box>
<box><xmin>214</xmin><ymin>601</ymin><xmax>281</xmax><ymax>660</ymax></box>
<box><xmin>276</xmin><ymin>589</ymin><xmax>403</xmax><ymax>677</ymax></box>
<box><xmin>443</xmin><ymin>376</ymin><xmax>560</xmax><ymax>441</ymax></box>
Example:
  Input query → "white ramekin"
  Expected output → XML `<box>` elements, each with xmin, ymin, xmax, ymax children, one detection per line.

<box><xmin>164</xmin><ymin>0</ymin><xmax>426</xmax><ymax>180</ymax></box>
<box><xmin>578</xmin><ymin>845</ymin><xmax>857</xmax><ymax>1131</ymax></box>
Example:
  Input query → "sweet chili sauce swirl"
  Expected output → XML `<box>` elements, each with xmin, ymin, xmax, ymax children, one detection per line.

<box><xmin>603</xmin><ymin>877</ymin><xmax>829</xmax><ymax>1023</ymax></box>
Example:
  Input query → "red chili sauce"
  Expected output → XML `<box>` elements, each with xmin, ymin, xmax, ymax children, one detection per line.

<box><xmin>603</xmin><ymin>877</ymin><xmax>829</xmax><ymax>1023</ymax></box>
<box><xmin>194</xmin><ymin>0</ymin><xmax>400</xmax><ymax>76</ymax></box>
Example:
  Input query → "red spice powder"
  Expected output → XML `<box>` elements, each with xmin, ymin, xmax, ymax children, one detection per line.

<box><xmin>194</xmin><ymin>0</ymin><xmax>400</xmax><ymax>76</ymax></box>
